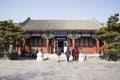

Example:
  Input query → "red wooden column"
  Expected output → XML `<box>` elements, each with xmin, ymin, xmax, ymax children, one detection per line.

<box><xmin>72</xmin><ymin>37</ymin><xmax>75</xmax><ymax>49</ymax></box>
<box><xmin>96</xmin><ymin>40</ymin><xmax>99</xmax><ymax>54</ymax></box>
<box><xmin>46</xmin><ymin>37</ymin><xmax>49</xmax><ymax>53</ymax></box>
<box><xmin>24</xmin><ymin>39</ymin><xmax>29</xmax><ymax>52</ymax></box>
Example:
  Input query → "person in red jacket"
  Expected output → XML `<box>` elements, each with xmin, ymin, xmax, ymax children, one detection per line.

<box><xmin>74</xmin><ymin>48</ymin><xmax>79</xmax><ymax>61</ymax></box>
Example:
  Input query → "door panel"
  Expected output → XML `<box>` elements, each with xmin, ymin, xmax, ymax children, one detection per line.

<box><xmin>64</xmin><ymin>41</ymin><xmax>67</xmax><ymax>53</ymax></box>
<box><xmin>54</xmin><ymin>41</ymin><xmax>58</xmax><ymax>53</ymax></box>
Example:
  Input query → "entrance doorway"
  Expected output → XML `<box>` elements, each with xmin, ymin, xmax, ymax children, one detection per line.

<box><xmin>54</xmin><ymin>41</ymin><xmax>68</xmax><ymax>53</ymax></box>
<box><xmin>58</xmin><ymin>41</ymin><xmax>64</xmax><ymax>52</ymax></box>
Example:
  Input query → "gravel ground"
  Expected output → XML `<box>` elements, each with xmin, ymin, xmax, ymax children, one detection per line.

<box><xmin>0</xmin><ymin>54</ymin><xmax>120</xmax><ymax>80</ymax></box>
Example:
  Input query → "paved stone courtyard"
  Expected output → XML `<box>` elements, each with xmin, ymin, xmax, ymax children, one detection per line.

<box><xmin>0</xmin><ymin>54</ymin><xmax>120</xmax><ymax>80</ymax></box>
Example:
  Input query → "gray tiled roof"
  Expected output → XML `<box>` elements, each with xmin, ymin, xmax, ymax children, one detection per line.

<box><xmin>22</xmin><ymin>19</ymin><xmax>103</xmax><ymax>31</ymax></box>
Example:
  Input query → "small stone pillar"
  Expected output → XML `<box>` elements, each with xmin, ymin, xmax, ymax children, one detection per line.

<box><xmin>79</xmin><ymin>48</ymin><xmax>85</xmax><ymax>62</ymax></box>
<box><xmin>9</xmin><ymin>44</ymin><xmax>13</xmax><ymax>53</ymax></box>
<box><xmin>9</xmin><ymin>40</ymin><xmax>14</xmax><ymax>53</ymax></box>
<box><xmin>36</xmin><ymin>48</ymin><xmax>44</xmax><ymax>61</ymax></box>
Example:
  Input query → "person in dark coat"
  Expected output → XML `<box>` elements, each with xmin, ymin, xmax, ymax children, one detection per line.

<box><xmin>65</xmin><ymin>48</ymin><xmax>71</xmax><ymax>62</ymax></box>
<box><xmin>56</xmin><ymin>47</ymin><xmax>61</xmax><ymax>62</ymax></box>
<box><xmin>72</xmin><ymin>48</ymin><xmax>75</xmax><ymax>61</ymax></box>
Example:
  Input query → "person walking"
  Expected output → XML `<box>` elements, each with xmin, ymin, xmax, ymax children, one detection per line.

<box><xmin>56</xmin><ymin>47</ymin><xmax>61</xmax><ymax>62</ymax></box>
<box><xmin>65</xmin><ymin>48</ymin><xmax>71</xmax><ymax>62</ymax></box>
<box><xmin>72</xmin><ymin>48</ymin><xmax>75</xmax><ymax>61</ymax></box>
<box><xmin>74</xmin><ymin>48</ymin><xmax>79</xmax><ymax>61</ymax></box>
<box><xmin>32</xmin><ymin>49</ymin><xmax>37</xmax><ymax>59</ymax></box>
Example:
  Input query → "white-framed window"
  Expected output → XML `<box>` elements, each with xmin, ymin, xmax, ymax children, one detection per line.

<box><xmin>29</xmin><ymin>37</ymin><xmax>46</xmax><ymax>46</ymax></box>
<box><xmin>80</xmin><ymin>38</ymin><xmax>84</xmax><ymax>46</ymax></box>
<box><xmin>76</xmin><ymin>39</ymin><xmax>79</xmax><ymax>47</ymax></box>
<box><xmin>67</xmin><ymin>39</ymin><xmax>71</xmax><ymax>46</ymax></box>
<box><xmin>76</xmin><ymin>38</ymin><xmax>95</xmax><ymax>46</ymax></box>
<box><xmin>29</xmin><ymin>38</ymin><xmax>33</xmax><ymax>46</ymax></box>
<box><xmin>38</xmin><ymin>38</ymin><xmax>42</xmax><ymax>46</ymax></box>
<box><xmin>43</xmin><ymin>38</ymin><xmax>46</xmax><ymax>46</ymax></box>
<box><xmin>89</xmin><ymin>38</ymin><xmax>94</xmax><ymax>46</ymax></box>
<box><xmin>85</xmin><ymin>38</ymin><xmax>88</xmax><ymax>46</ymax></box>
<box><xmin>34</xmin><ymin>38</ymin><xmax>37</xmax><ymax>46</ymax></box>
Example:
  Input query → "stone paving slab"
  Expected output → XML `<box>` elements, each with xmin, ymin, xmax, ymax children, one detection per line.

<box><xmin>0</xmin><ymin>54</ymin><xmax>120</xmax><ymax>80</ymax></box>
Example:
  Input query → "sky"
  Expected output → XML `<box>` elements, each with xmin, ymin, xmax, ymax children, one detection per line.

<box><xmin>0</xmin><ymin>0</ymin><xmax>120</xmax><ymax>23</ymax></box>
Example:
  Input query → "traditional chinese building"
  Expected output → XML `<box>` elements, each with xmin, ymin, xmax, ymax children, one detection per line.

<box><xmin>21</xmin><ymin>17</ymin><xmax>103</xmax><ymax>54</ymax></box>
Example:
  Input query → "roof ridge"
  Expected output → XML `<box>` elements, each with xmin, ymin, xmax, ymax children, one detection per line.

<box><xmin>30</xmin><ymin>19</ymin><xmax>92</xmax><ymax>21</ymax></box>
